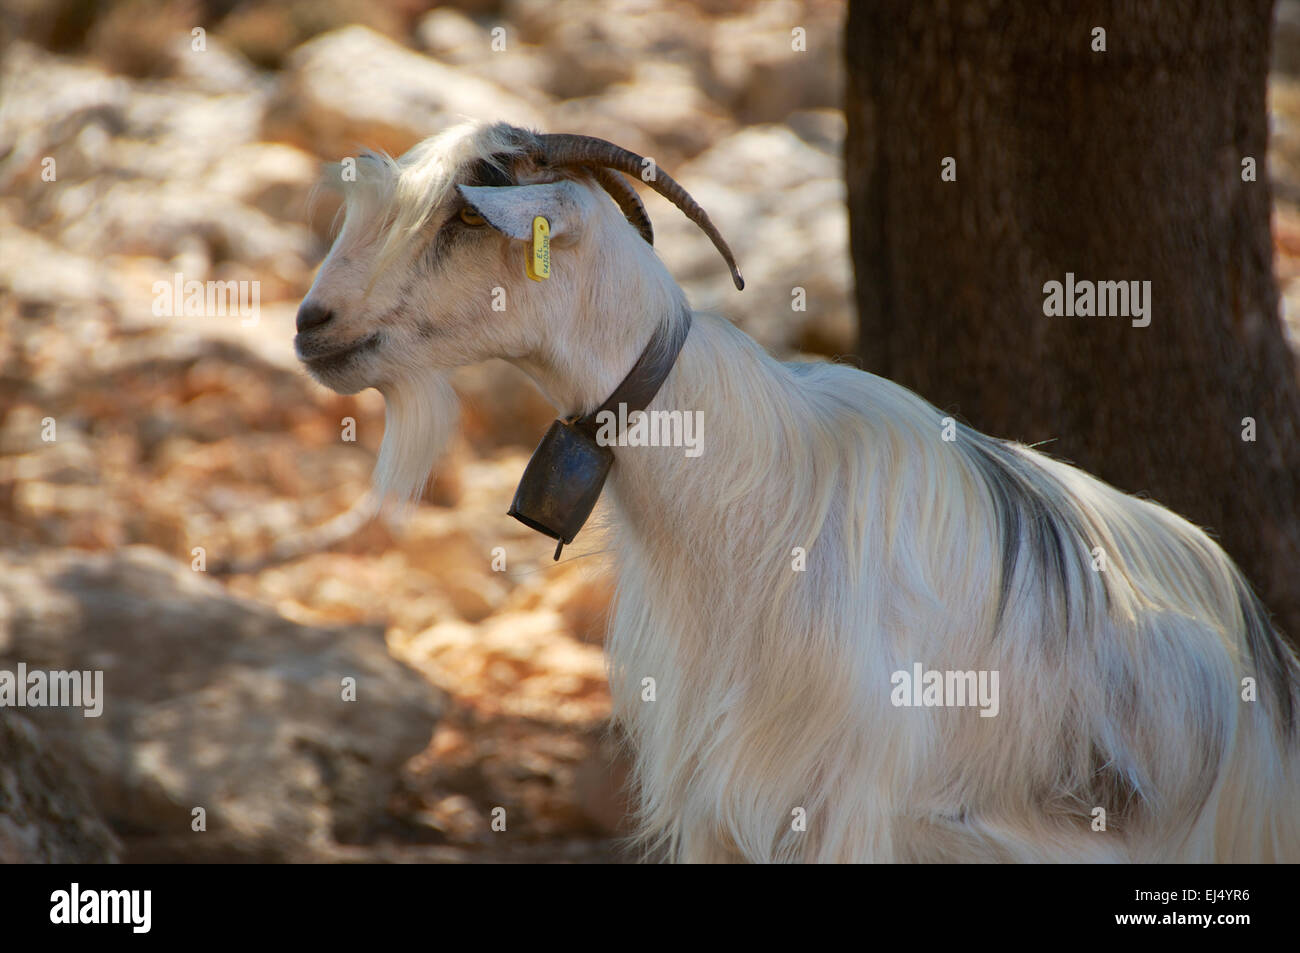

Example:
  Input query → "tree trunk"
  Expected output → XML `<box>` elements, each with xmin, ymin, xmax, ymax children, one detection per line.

<box><xmin>846</xmin><ymin>0</ymin><xmax>1300</xmax><ymax>646</ymax></box>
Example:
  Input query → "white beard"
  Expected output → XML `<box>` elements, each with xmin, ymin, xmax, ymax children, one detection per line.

<box><xmin>372</xmin><ymin>371</ymin><xmax>459</xmax><ymax>514</ymax></box>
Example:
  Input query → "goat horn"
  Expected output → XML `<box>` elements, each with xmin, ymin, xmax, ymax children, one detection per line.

<box><xmin>589</xmin><ymin>166</ymin><xmax>654</xmax><ymax>246</ymax></box>
<box><xmin>537</xmin><ymin>133</ymin><xmax>744</xmax><ymax>290</ymax></box>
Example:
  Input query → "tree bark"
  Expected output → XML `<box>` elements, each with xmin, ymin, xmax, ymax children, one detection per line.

<box><xmin>846</xmin><ymin>0</ymin><xmax>1300</xmax><ymax>646</ymax></box>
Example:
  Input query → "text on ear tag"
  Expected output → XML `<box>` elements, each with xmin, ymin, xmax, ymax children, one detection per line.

<box><xmin>526</xmin><ymin>216</ymin><xmax>550</xmax><ymax>281</ymax></box>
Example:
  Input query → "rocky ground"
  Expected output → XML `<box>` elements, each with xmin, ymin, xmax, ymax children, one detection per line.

<box><xmin>0</xmin><ymin>0</ymin><xmax>844</xmax><ymax>862</ymax></box>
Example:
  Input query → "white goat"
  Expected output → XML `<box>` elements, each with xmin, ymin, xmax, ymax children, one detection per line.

<box><xmin>296</xmin><ymin>121</ymin><xmax>1300</xmax><ymax>863</ymax></box>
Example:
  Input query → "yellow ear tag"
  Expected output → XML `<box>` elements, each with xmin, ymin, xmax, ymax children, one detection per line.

<box><xmin>526</xmin><ymin>216</ymin><xmax>550</xmax><ymax>281</ymax></box>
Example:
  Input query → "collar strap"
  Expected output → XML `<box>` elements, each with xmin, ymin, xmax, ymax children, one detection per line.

<box><xmin>508</xmin><ymin>311</ymin><xmax>692</xmax><ymax>559</ymax></box>
<box><xmin>571</xmin><ymin>312</ymin><xmax>692</xmax><ymax>436</ymax></box>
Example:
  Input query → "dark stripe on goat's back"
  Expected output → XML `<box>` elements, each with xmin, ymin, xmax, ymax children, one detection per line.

<box><xmin>1237</xmin><ymin>583</ymin><xmax>1299</xmax><ymax>737</ymax></box>
<box><xmin>960</xmin><ymin>431</ymin><xmax>1100</xmax><ymax>637</ymax></box>
<box><xmin>964</xmin><ymin>430</ymin><xmax>1299</xmax><ymax>740</ymax></box>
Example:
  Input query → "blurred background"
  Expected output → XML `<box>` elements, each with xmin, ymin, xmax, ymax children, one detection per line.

<box><xmin>1</xmin><ymin>0</ymin><xmax>1299</xmax><ymax>864</ymax></box>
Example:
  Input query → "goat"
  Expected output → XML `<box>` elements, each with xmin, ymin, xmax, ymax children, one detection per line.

<box><xmin>295</xmin><ymin>120</ymin><xmax>1300</xmax><ymax>862</ymax></box>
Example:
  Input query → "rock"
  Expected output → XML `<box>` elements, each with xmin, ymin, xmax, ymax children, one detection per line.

<box><xmin>0</xmin><ymin>42</ymin><xmax>132</xmax><ymax>195</ymax></box>
<box><xmin>453</xmin><ymin>360</ymin><xmax>559</xmax><ymax>452</ymax></box>
<box><xmin>503</xmin><ymin>558</ymin><xmax>614</xmax><ymax>647</ymax></box>
<box><xmin>204</xmin><ymin>141</ymin><xmax>321</xmax><ymax>225</ymax></box>
<box><xmin>60</xmin><ymin>179</ymin><xmax>312</xmax><ymax>269</ymax></box>
<box><xmin>1275</xmin><ymin>0</ymin><xmax>1300</xmax><ymax>77</ymax></box>
<box><xmin>551</xmin><ymin>60</ymin><xmax>734</xmax><ymax>160</ymax></box>
<box><xmin>655</xmin><ymin>121</ymin><xmax>854</xmax><ymax>355</ymax></box>
<box><xmin>217</xmin><ymin>0</ymin><xmax>410</xmax><ymax>73</ymax></box>
<box><xmin>0</xmin><ymin>713</ymin><xmax>121</xmax><ymax>863</ymax></box>
<box><xmin>509</xmin><ymin>4</ymin><xmax>638</xmax><ymax>101</ymax></box>
<box><xmin>83</xmin><ymin>0</ymin><xmax>211</xmax><ymax>79</ymax></box>
<box><xmin>786</xmin><ymin>107</ymin><xmax>846</xmax><ymax>155</ymax></box>
<box><xmin>415</xmin><ymin>9</ymin><xmax>492</xmax><ymax>61</ymax></box>
<box><xmin>415</xmin><ymin>8</ymin><xmax>555</xmax><ymax>103</ymax></box>
<box><xmin>407</xmin><ymin>609</ymin><xmax>607</xmax><ymax>723</ymax></box>
<box><xmin>162</xmin><ymin>33</ymin><xmax>266</xmax><ymax>96</ymax></box>
<box><xmin>0</xmin><ymin>211</ymin><xmax>109</xmax><ymax>309</ymax></box>
<box><xmin>509</xmin><ymin>0</ymin><xmax>714</xmax><ymax>102</ymax></box>
<box><xmin>0</xmin><ymin>42</ymin><xmax>300</xmax><ymax>277</ymax></box>
<box><xmin>268</xmin><ymin>25</ymin><xmax>544</xmax><ymax>159</ymax></box>
<box><xmin>0</xmin><ymin>546</ymin><xmax>446</xmax><ymax>861</ymax></box>
<box><xmin>710</xmin><ymin>0</ymin><xmax>843</xmax><ymax>124</ymax></box>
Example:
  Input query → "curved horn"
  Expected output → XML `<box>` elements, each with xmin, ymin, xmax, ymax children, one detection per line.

<box><xmin>537</xmin><ymin>133</ymin><xmax>744</xmax><ymax>291</ymax></box>
<box><xmin>589</xmin><ymin>166</ymin><xmax>654</xmax><ymax>246</ymax></box>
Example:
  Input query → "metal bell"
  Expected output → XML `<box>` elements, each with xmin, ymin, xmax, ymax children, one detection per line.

<box><xmin>508</xmin><ymin>418</ymin><xmax>614</xmax><ymax>558</ymax></box>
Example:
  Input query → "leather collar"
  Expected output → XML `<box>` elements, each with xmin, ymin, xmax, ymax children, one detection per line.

<box><xmin>571</xmin><ymin>312</ymin><xmax>692</xmax><ymax>436</ymax></box>
<box><xmin>508</xmin><ymin>311</ymin><xmax>692</xmax><ymax>558</ymax></box>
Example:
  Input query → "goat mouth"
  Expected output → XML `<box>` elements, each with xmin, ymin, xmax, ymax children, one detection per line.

<box><xmin>296</xmin><ymin>332</ymin><xmax>382</xmax><ymax>372</ymax></box>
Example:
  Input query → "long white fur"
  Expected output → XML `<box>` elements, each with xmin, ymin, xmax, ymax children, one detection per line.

<box><xmin>298</xmin><ymin>121</ymin><xmax>1300</xmax><ymax>863</ymax></box>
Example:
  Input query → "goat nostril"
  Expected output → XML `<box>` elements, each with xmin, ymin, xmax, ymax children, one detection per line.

<box><xmin>296</xmin><ymin>302</ymin><xmax>334</xmax><ymax>333</ymax></box>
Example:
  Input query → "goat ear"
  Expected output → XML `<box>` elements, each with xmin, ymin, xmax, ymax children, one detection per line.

<box><xmin>456</xmin><ymin>182</ymin><xmax>585</xmax><ymax>242</ymax></box>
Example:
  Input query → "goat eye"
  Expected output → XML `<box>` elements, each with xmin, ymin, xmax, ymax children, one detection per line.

<box><xmin>459</xmin><ymin>207</ymin><xmax>486</xmax><ymax>226</ymax></box>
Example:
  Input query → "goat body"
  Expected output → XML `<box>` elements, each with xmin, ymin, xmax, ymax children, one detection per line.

<box><xmin>297</xmin><ymin>121</ymin><xmax>1300</xmax><ymax>863</ymax></box>
<box><xmin>606</xmin><ymin>311</ymin><xmax>1300</xmax><ymax>862</ymax></box>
